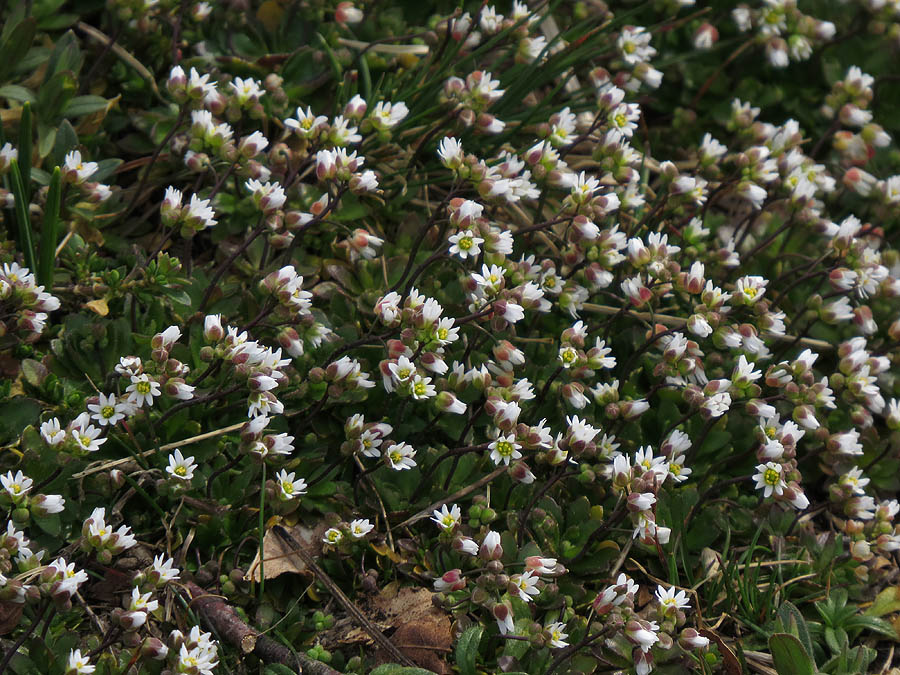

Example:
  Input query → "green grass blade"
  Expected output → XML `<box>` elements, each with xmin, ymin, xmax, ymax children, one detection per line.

<box><xmin>38</xmin><ymin>166</ymin><xmax>62</xmax><ymax>287</ymax></box>
<box><xmin>18</xmin><ymin>101</ymin><xmax>32</xmax><ymax>203</ymax></box>
<box><xmin>9</xmin><ymin>159</ymin><xmax>36</xmax><ymax>272</ymax></box>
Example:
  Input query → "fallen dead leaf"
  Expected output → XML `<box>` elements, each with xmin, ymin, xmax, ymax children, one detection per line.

<box><xmin>245</xmin><ymin>522</ymin><xmax>327</xmax><ymax>582</ymax></box>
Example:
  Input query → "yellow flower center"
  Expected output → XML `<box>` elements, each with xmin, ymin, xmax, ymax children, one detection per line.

<box><xmin>101</xmin><ymin>405</ymin><xmax>115</xmax><ymax>418</ymax></box>
<box><xmin>764</xmin><ymin>468</ymin><xmax>780</xmax><ymax>486</ymax></box>
<box><xmin>765</xmin><ymin>426</ymin><xmax>777</xmax><ymax>438</ymax></box>
<box><xmin>136</xmin><ymin>381</ymin><xmax>151</xmax><ymax>395</ymax></box>
<box><xmin>441</xmin><ymin>514</ymin><xmax>455</xmax><ymax>527</ymax></box>
<box><xmin>390</xmin><ymin>450</ymin><xmax>401</xmax><ymax>464</ymax></box>
<box><xmin>623</xmin><ymin>42</ymin><xmax>636</xmax><ymax>54</ymax></box>
<box><xmin>496</xmin><ymin>441</ymin><xmax>514</xmax><ymax>457</ymax></box>
<box><xmin>175</xmin><ymin>466</ymin><xmax>187</xmax><ymax>476</ymax></box>
<box><xmin>458</xmin><ymin>236</ymin><xmax>473</xmax><ymax>250</ymax></box>
<box><xmin>282</xmin><ymin>481</ymin><xmax>293</xmax><ymax>493</ymax></box>
<box><xmin>744</xmin><ymin>287</ymin><xmax>758</xmax><ymax>299</ymax></box>
<box><xmin>414</xmin><ymin>381</ymin><xmax>427</xmax><ymax>396</ymax></box>
<box><xmin>438</xmin><ymin>327</ymin><xmax>449</xmax><ymax>340</ymax></box>
<box><xmin>561</xmin><ymin>348</ymin><xmax>576</xmax><ymax>363</ymax></box>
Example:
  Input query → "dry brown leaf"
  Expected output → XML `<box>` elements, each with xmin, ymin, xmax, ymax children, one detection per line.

<box><xmin>245</xmin><ymin>522</ymin><xmax>326</xmax><ymax>582</ymax></box>
<box><xmin>85</xmin><ymin>298</ymin><xmax>109</xmax><ymax>316</ymax></box>
<box><xmin>372</xmin><ymin>585</ymin><xmax>452</xmax><ymax>673</ymax></box>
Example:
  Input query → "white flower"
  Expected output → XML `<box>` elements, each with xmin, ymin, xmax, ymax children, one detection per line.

<box><xmin>513</xmin><ymin>570</ymin><xmax>540</xmax><ymax>602</ymax></box>
<box><xmin>129</xmin><ymin>586</ymin><xmax>159</xmax><ymax>613</ymax></box>
<box><xmin>438</xmin><ymin>137</ymin><xmax>464</xmax><ymax>169</ymax></box>
<box><xmin>702</xmin><ymin>392</ymin><xmax>731</xmax><ymax>418</ymax></box>
<box><xmin>371</xmin><ymin>101</ymin><xmax>409</xmax><ymax>130</ymax></box>
<box><xmin>151</xmin><ymin>554</ymin><xmax>180</xmax><ymax>584</ymax></box>
<box><xmin>488</xmin><ymin>434</ymin><xmax>523</xmax><ymax>466</ymax></box>
<box><xmin>349</xmin><ymin>519</ymin><xmax>374</xmax><ymax>538</ymax></box>
<box><xmin>126</xmin><ymin>374</ymin><xmax>162</xmax><ymax>408</ymax></box>
<box><xmin>323</xmin><ymin>527</ymin><xmax>343</xmax><ymax>545</ymax></box>
<box><xmin>275</xmin><ymin>469</ymin><xmax>307</xmax><ymax>500</ymax></box>
<box><xmin>448</xmin><ymin>230</ymin><xmax>484</xmax><ymax>259</ymax></box>
<box><xmin>431</xmin><ymin>504</ymin><xmax>462</xmax><ymax>530</ymax></box>
<box><xmin>625</xmin><ymin>619</ymin><xmax>660</xmax><ymax>653</ymax></box>
<box><xmin>40</xmin><ymin>418</ymin><xmax>66</xmax><ymax>445</ymax></box>
<box><xmin>546</xmin><ymin>621</ymin><xmax>569</xmax><ymax>648</ymax></box>
<box><xmin>70</xmin><ymin>423</ymin><xmax>106</xmax><ymax>453</ymax></box>
<box><xmin>753</xmin><ymin>462</ymin><xmax>786</xmax><ymax>498</ymax></box>
<box><xmin>67</xmin><ymin>649</ymin><xmax>95</xmax><ymax>675</ymax></box>
<box><xmin>656</xmin><ymin>584</ymin><xmax>690</xmax><ymax>613</ymax></box>
<box><xmin>385</xmin><ymin>442</ymin><xmax>417</xmax><ymax>470</ymax></box>
<box><xmin>166</xmin><ymin>449</ymin><xmax>196</xmax><ymax>481</ymax></box>
<box><xmin>286</xmin><ymin>106</ymin><xmax>328</xmax><ymax>137</ymax></box>
<box><xmin>1</xmin><ymin>470</ymin><xmax>32</xmax><ymax>501</ymax></box>
<box><xmin>88</xmin><ymin>392</ymin><xmax>129</xmax><ymax>427</ymax></box>
<box><xmin>63</xmin><ymin>150</ymin><xmax>98</xmax><ymax>184</ymax></box>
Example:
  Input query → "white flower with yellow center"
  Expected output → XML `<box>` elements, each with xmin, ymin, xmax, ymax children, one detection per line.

<box><xmin>166</xmin><ymin>449</ymin><xmax>196</xmax><ymax>481</ymax></box>
<box><xmin>753</xmin><ymin>462</ymin><xmax>786</xmax><ymax>498</ymax></box>
<box><xmin>385</xmin><ymin>442</ymin><xmax>417</xmax><ymax>470</ymax></box>
<box><xmin>431</xmin><ymin>504</ymin><xmax>461</xmax><ymax>531</ymax></box>
<box><xmin>488</xmin><ymin>434</ymin><xmax>522</xmax><ymax>466</ymax></box>
<box><xmin>349</xmin><ymin>519</ymin><xmax>374</xmax><ymax>538</ymax></box>
<box><xmin>448</xmin><ymin>230</ymin><xmax>484</xmax><ymax>260</ymax></box>
<box><xmin>275</xmin><ymin>469</ymin><xmax>307</xmax><ymax>500</ymax></box>
<box><xmin>88</xmin><ymin>392</ymin><xmax>128</xmax><ymax>427</ymax></box>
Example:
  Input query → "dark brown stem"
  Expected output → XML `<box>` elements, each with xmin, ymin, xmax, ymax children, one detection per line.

<box><xmin>0</xmin><ymin>601</ymin><xmax>50</xmax><ymax>674</ymax></box>
<box><xmin>271</xmin><ymin>528</ymin><xmax>416</xmax><ymax>668</ymax></box>
<box><xmin>185</xmin><ymin>581</ymin><xmax>340</xmax><ymax>674</ymax></box>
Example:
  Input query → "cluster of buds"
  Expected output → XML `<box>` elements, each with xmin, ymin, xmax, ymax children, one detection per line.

<box><xmin>0</xmin><ymin>470</ymin><xmax>65</xmax><ymax>524</ymax></box>
<box><xmin>442</xmin><ymin>71</ymin><xmax>507</xmax><ymax>134</ymax></box>
<box><xmin>39</xmin><ymin>557</ymin><xmax>88</xmax><ymax>609</ymax></box>
<box><xmin>167</xmin><ymin>626</ymin><xmax>219</xmax><ymax>674</ymax></box>
<box><xmin>822</xmin><ymin>67</ymin><xmax>892</xmax><ymax>169</ymax></box>
<box><xmin>612</xmin><ymin>26</ymin><xmax>663</xmax><ymax>91</ymax></box>
<box><xmin>831</xmin><ymin>493</ymin><xmax>900</xmax><ymax>580</ymax></box>
<box><xmin>309</xmin><ymin>355</ymin><xmax>376</xmax><ymax>399</ymax></box>
<box><xmin>446</xmin><ymin>198</ymin><xmax>516</xmax><ymax>263</ymax></box>
<box><xmin>611</xmin><ymin>447</ymin><xmax>673</xmax><ymax>544</ymax></box>
<box><xmin>239</xmin><ymin>414</ymin><xmax>295</xmax><ymax>461</ymax></box>
<box><xmin>166</xmin><ymin>66</ymin><xmax>217</xmax><ymax>107</ymax></box>
<box><xmin>161</xmin><ymin>186</ymin><xmax>218</xmax><ymax>236</ymax></box>
<box><xmin>321</xmin><ymin>517</ymin><xmax>375</xmax><ymax>549</ymax></box>
<box><xmin>62</xmin><ymin>150</ymin><xmax>113</xmax><ymax>202</ymax></box>
<box><xmin>731</xmin><ymin>1</ymin><xmax>835</xmax><ymax>68</ymax></box>
<box><xmin>80</xmin><ymin>507</ymin><xmax>137</xmax><ymax>564</ymax></box>
<box><xmin>188</xmin><ymin>109</ymin><xmax>235</xmax><ymax>159</ymax></box>
<box><xmin>200</xmin><ymin>319</ymin><xmax>292</xmax><ymax>418</ymax></box>
<box><xmin>225</xmin><ymin>76</ymin><xmax>265</xmax><ymax>121</ymax></box>
<box><xmin>341</xmin><ymin>414</ymin><xmax>393</xmax><ymax>458</ymax></box>
<box><xmin>315</xmin><ymin>148</ymin><xmax>379</xmax><ymax>195</ymax></box>
<box><xmin>112</xmin><ymin>586</ymin><xmax>159</xmax><ymax>631</ymax></box>
<box><xmin>0</xmin><ymin>262</ymin><xmax>61</xmax><ymax>340</ymax></box>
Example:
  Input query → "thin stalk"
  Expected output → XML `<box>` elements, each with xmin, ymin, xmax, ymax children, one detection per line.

<box><xmin>259</xmin><ymin>462</ymin><xmax>267</xmax><ymax>601</ymax></box>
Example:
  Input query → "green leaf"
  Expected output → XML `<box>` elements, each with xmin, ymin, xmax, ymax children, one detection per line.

<box><xmin>0</xmin><ymin>398</ymin><xmax>41</xmax><ymax>445</ymax></box>
<box><xmin>865</xmin><ymin>587</ymin><xmax>900</xmax><ymax>618</ymax></box>
<box><xmin>769</xmin><ymin>633</ymin><xmax>816</xmax><ymax>675</ymax></box>
<box><xmin>0</xmin><ymin>17</ymin><xmax>36</xmax><ymax>83</ymax></box>
<box><xmin>33</xmin><ymin>512</ymin><xmax>61</xmax><ymax>536</ymax></box>
<box><xmin>44</xmin><ymin>30</ymin><xmax>82</xmax><ymax>82</ymax></box>
<box><xmin>368</xmin><ymin>666</ymin><xmax>438</xmax><ymax>675</ymax></box>
<box><xmin>51</xmin><ymin>119</ymin><xmax>78</xmax><ymax>168</ymax></box>
<box><xmin>0</xmin><ymin>85</ymin><xmax>35</xmax><ymax>104</ymax></box>
<box><xmin>37</xmin><ymin>71</ymin><xmax>77</xmax><ymax>124</ymax></box>
<box><xmin>263</xmin><ymin>665</ymin><xmax>297</xmax><ymax>675</ymax></box>
<box><xmin>455</xmin><ymin>625</ymin><xmax>483</xmax><ymax>675</ymax></box>
<box><xmin>63</xmin><ymin>95</ymin><xmax>110</xmax><ymax>117</ymax></box>
<box><xmin>844</xmin><ymin>614</ymin><xmax>897</xmax><ymax>638</ymax></box>
<box><xmin>776</xmin><ymin>601</ymin><xmax>815</xmax><ymax>659</ymax></box>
